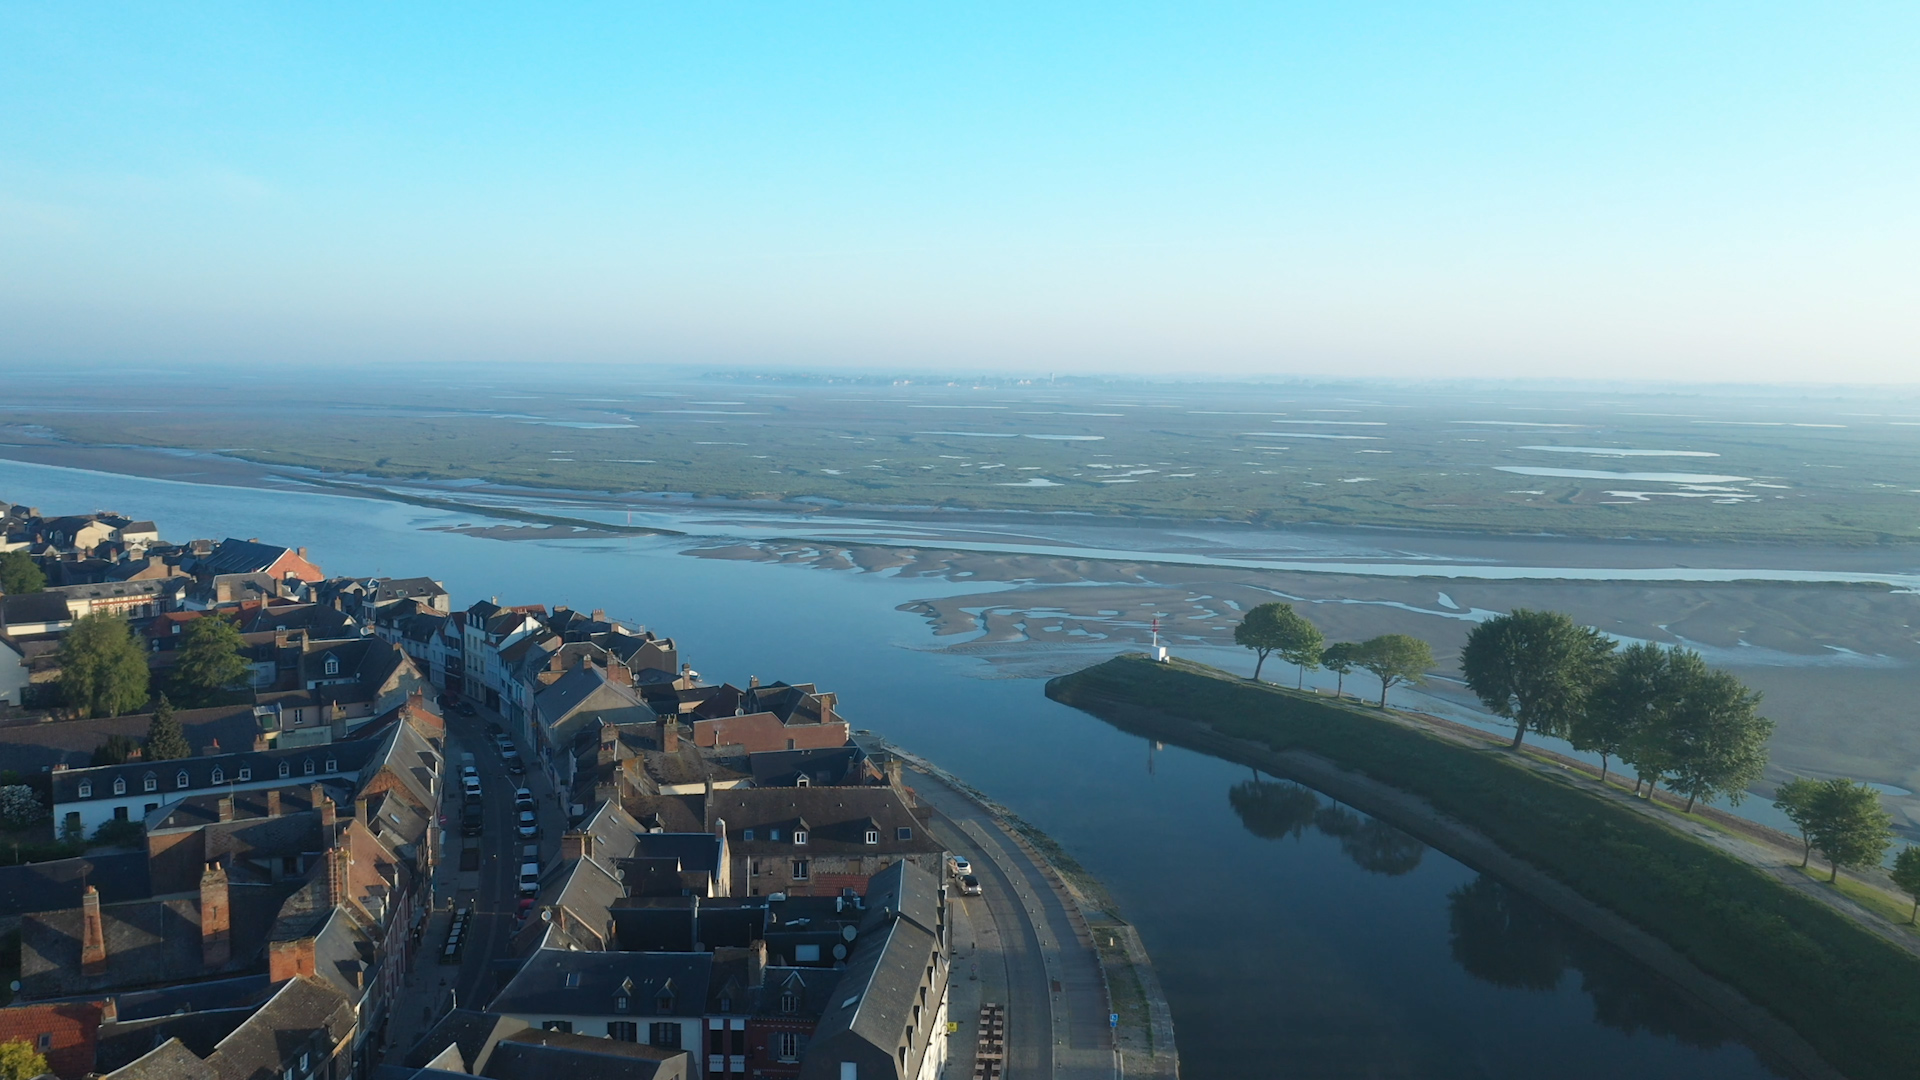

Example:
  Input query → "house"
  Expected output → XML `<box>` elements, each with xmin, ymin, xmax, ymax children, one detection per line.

<box><xmin>1</xmin><ymin>592</ymin><xmax>73</xmax><ymax>636</ymax></box>
<box><xmin>703</xmin><ymin>788</ymin><xmax>945</xmax><ymax>899</ymax></box>
<box><xmin>0</xmin><ymin>701</ymin><xmax>264</xmax><ymax>777</ymax></box>
<box><xmin>0</xmin><ymin>1000</ymin><xmax>111</xmax><ymax>1079</ymax></box>
<box><xmin>0</xmin><ymin>635</ymin><xmax>27</xmax><ymax>707</ymax></box>
<box><xmin>793</xmin><ymin>861</ymin><xmax>950</xmax><ymax>1080</ymax></box>
<box><xmin>100</xmin><ymin>975</ymin><xmax>357</xmax><ymax>1080</ymax></box>
<box><xmin>196</xmin><ymin>539</ymin><xmax>326</xmax><ymax>584</ymax></box>
<box><xmin>531</xmin><ymin>661</ymin><xmax>655</xmax><ymax>766</ymax></box>
<box><xmin>44</xmin><ymin>578</ymin><xmax>184</xmax><ymax>621</ymax></box>
<box><xmin>253</xmin><ymin>636</ymin><xmax>427</xmax><ymax>741</ymax></box>
<box><xmin>481</xmin><ymin>1027</ymin><xmax>690</xmax><ymax>1080</ymax></box>
<box><xmin>461</xmin><ymin>602</ymin><xmax>545</xmax><ymax>711</ymax></box>
<box><xmin>487</xmin><ymin>950</ymin><xmax>712</xmax><ymax>1064</ymax></box>
<box><xmin>49</xmin><ymin>740</ymin><xmax>378</xmax><ymax>836</ymax></box>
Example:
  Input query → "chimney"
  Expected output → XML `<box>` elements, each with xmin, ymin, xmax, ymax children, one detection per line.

<box><xmin>268</xmin><ymin>937</ymin><xmax>317</xmax><ymax>982</ymax></box>
<box><xmin>884</xmin><ymin>756</ymin><xmax>904</xmax><ymax>789</ymax></box>
<box><xmin>266</xmin><ymin>789</ymin><xmax>281</xmax><ymax>817</ymax></box>
<box><xmin>297</xmin><ymin>547</ymin><xmax>307</xmax><ymax>558</ymax></box>
<box><xmin>326</xmin><ymin>845</ymin><xmax>351</xmax><ymax>908</ymax></box>
<box><xmin>560</xmin><ymin>831</ymin><xmax>586</xmax><ymax>862</ymax></box>
<box><xmin>217</xmin><ymin>796</ymin><xmax>235</xmax><ymax>822</ymax></box>
<box><xmin>749</xmin><ymin>675</ymin><xmax>759</xmax><ymax>689</ymax></box>
<box><xmin>81</xmin><ymin>885</ymin><xmax>108</xmax><ymax>975</ymax></box>
<box><xmin>660</xmin><ymin>716</ymin><xmax>679</xmax><ymax>755</ymax></box>
<box><xmin>318</xmin><ymin>794</ymin><xmax>335</xmax><ymax>832</ymax></box>
<box><xmin>590</xmin><ymin>609</ymin><xmax>605</xmax><ymax>622</ymax></box>
<box><xmin>200</xmin><ymin>863</ymin><xmax>231</xmax><ymax>968</ymax></box>
<box><xmin>607</xmin><ymin>658</ymin><xmax>631</xmax><ymax>687</ymax></box>
<box><xmin>748</xmin><ymin>939</ymin><xmax>767</xmax><ymax>988</ymax></box>
<box><xmin>354</xmin><ymin>795</ymin><xmax>369</xmax><ymax>824</ymax></box>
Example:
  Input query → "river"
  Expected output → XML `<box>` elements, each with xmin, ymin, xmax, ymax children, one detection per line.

<box><xmin>0</xmin><ymin>459</ymin><xmax>1788</xmax><ymax>1078</ymax></box>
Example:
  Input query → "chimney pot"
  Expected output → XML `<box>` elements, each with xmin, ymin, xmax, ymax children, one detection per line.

<box><xmin>217</xmin><ymin>796</ymin><xmax>234</xmax><ymax>822</ymax></box>
<box><xmin>267</xmin><ymin>790</ymin><xmax>281</xmax><ymax>817</ymax></box>
<box><xmin>200</xmin><ymin>863</ymin><xmax>232</xmax><ymax>968</ymax></box>
<box><xmin>81</xmin><ymin>885</ymin><xmax>108</xmax><ymax>975</ymax></box>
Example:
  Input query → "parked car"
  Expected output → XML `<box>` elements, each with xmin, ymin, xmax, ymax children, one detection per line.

<box><xmin>460</xmin><ymin>804</ymin><xmax>483</xmax><ymax>837</ymax></box>
<box><xmin>506</xmin><ymin>756</ymin><xmax>525</xmax><ymax>776</ymax></box>
<box><xmin>461</xmin><ymin>764</ymin><xmax>478</xmax><ymax>780</ymax></box>
<box><xmin>959</xmin><ymin>874</ymin><xmax>983</xmax><ymax>896</ymax></box>
<box><xmin>517</xmin><ymin>810</ymin><xmax>539</xmax><ymax>838</ymax></box>
<box><xmin>518</xmin><ymin>864</ymin><xmax>540</xmax><ymax>895</ymax></box>
<box><xmin>486</xmin><ymin>721</ymin><xmax>503</xmax><ymax>735</ymax></box>
<box><xmin>516</xmin><ymin>897</ymin><xmax>535</xmax><ymax>921</ymax></box>
<box><xmin>949</xmin><ymin>855</ymin><xmax>971</xmax><ymax>875</ymax></box>
<box><xmin>515</xmin><ymin>788</ymin><xmax>535</xmax><ymax>810</ymax></box>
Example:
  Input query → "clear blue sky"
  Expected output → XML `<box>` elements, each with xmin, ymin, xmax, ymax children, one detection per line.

<box><xmin>2</xmin><ymin>4</ymin><xmax>1914</xmax><ymax>380</ymax></box>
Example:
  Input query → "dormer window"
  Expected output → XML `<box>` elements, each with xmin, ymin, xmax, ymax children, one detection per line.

<box><xmin>742</xmin><ymin>829</ymin><xmax>754</xmax><ymax>842</ymax></box>
<box><xmin>78</xmin><ymin>781</ymin><xmax>93</xmax><ymax>798</ymax></box>
<box><xmin>210</xmin><ymin>767</ymin><xmax>224</xmax><ymax>784</ymax></box>
<box><xmin>324</xmin><ymin>758</ymin><xmax>336</xmax><ymax>772</ymax></box>
<box><xmin>655</xmin><ymin>987</ymin><xmax>675</xmax><ymax>1013</ymax></box>
<box><xmin>303</xmin><ymin>759</ymin><xmax>316</xmax><ymax>776</ymax></box>
<box><xmin>795</xmin><ymin>775</ymin><xmax>809</xmax><ymax>787</ymax></box>
<box><xmin>176</xmin><ymin>771</ymin><xmax>189</xmax><ymax>789</ymax></box>
<box><xmin>323</xmin><ymin>656</ymin><xmax>339</xmax><ymax>676</ymax></box>
<box><xmin>565</xmin><ymin>972</ymin><xmax>582</xmax><ymax>988</ymax></box>
<box><xmin>865</xmin><ymin>829</ymin><xmax>879</xmax><ymax>845</ymax></box>
<box><xmin>238</xmin><ymin>768</ymin><xmax>251</xmax><ymax>781</ymax></box>
<box><xmin>792</xmin><ymin>830</ymin><xmax>807</xmax><ymax>846</ymax></box>
<box><xmin>112</xmin><ymin>778</ymin><xmax>126</xmax><ymax>796</ymax></box>
<box><xmin>614</xmin><ymin>996</ymin><xmax>628</xmax><ymax>1012</ymax></box>
<box><xmin>769</xmin><ymin>829</ymin><xmax>780</xmax><ymax>842</ymax></box>
<box><xmin>171</xmin><ymin>622</ymin><xmax>181</xmax><ymax>635</ymax></box>
<box><xmin>781</xmin><ymin>991</ymin><xmax>796</xmax><ymax>1014</ymax></box>
<box><xmin>143</xmin><ymin>774</ymin><xmax>158</xmax><ymax>793</ymax></box>
<box><xmin>278</xmin><ymin>762</ymin><xmax>291</xmax><ymax>778</ymax></box>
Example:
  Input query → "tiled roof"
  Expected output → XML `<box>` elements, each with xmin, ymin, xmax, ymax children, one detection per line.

<box><xmin>0</xmin><ymin>1000</ymin><xmax>108</xmax><ymax>1080</ymax></box>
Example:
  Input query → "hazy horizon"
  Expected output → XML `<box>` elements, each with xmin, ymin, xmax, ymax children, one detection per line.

<box><xmin>3</xmin><ymin>4</ymin><xmax>1916</xmax><ymax>382</ymax></box>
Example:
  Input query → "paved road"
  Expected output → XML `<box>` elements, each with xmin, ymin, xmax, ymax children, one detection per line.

<box><xmin>912</xmin><ymin>769</ymin><xmax>1113</xmax><ymax>1080</ymax></box>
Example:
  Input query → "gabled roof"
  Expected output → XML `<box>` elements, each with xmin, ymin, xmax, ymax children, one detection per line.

<box><xmin>0</xmin><ymin>852</ymin><xmax>150</xmax><ymax>915</ymax></box>
<box><xmin>400</xmin><ymin>1009</ymin><xmax>530</xmax><ymax>1072</ymax></box>
<box><xmin>706</xmin><ymin>788</ymin><xmax>942</xmax><ymax>857</ymax></box>
<box><xmin>203</xmin><ymin>974</ymin><xmax>355</xmax><ymax>1080</ymax></box>
<box><xmin>104</xmin><ymin>1036</ymin><xmax>219</xmax><ymax>1080</ymax></box>
<box><xmin>489</xmin><ymin>949</ymin><xmax>712</xmax><ymax>1019</ymax></box>
<box><xmin>482</xmin><ymin>1028</ymin><xmax>685</xmax><ymax>1080</ymax></box>
<box><xmin>199</xmin><ymin>539</ymin><xmax>298</xmax><ymax>577</ymax></box>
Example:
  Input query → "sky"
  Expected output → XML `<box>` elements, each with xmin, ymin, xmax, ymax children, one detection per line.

<box><xmin>1</xmin><ymin>4</ymin><xmax>1915</xmax><ymax>381</ymax></box>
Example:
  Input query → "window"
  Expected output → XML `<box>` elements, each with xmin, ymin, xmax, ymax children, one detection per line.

<box><xmin>210</xmin><ymin>768</ymin><xmax>223</xmax><ymax>784</ymax></box>
<box><xmin>143</xmin><ymin>775</ymin><xmax>157</xmax><ymax>793</ymax></box>
<box><xmin>564</xmin><ymin>972</ymin><xmax>582</xmax><ymax>988</ymax></box>
<box><xmin>795</xmin><ymin>944</ymin><xmax>820</xmax><ymax>963</ymax></box>
<box><xmin>324</xmin><ymin>758</ymin><xmax>336</xmax><ymax>772</ymax></box>
<box><xmin>114</xmin><ymin>806</ymin><xmax>129</xmax><ymax>822</ymax></box>
<box><xmin>78</xmin><ymin>782</ymin><xmax>92</xmax><ymax>798</ymax></box>
<box><xmin>278</xmin><ymin>762</ymin><xmax>291</xmax><ymax>779</ymax></box>
<box><xmin>791</xmin><ymin>860</ymin><xmax>809</xmax><ymax>880</ymax></box>
<box><xmin>778</xmin><ymin>1032</ymin><xmax>800</xmax><ymax>1060</ymax></box>
<box><xmin>324</xmin><ymin>656</ymin><xmax>339</xmax><ymax>676</ymax></box>
<box><xmin>865</xmin><ymin>829</ymin><xmax>879</xmax><ymax>845</ymax></box>
<box><xmin>614</xmin><ymin>996</ymin><xmax>628</xmax><ymax>1013</ymax></box>
<box><xmin>299</xmin><ymin>1052</ymin><xmax>309</xmax><ymax>1073</ymax></box>
<box><xmin>648</xmin><ymin>1022</ymin><xmax>681</xmax><ymax>1049</ymax></box>
<box><xmin>176</xmin><ymin>770</ymin><xmax>190</xmax><ymax>789</ymax></box>
<box><xmin>655</xmin><ymin>988</ymin><xmax>676</xmax><ymax>1014</ymax></box>
<box><xmin>238</xmin><ymin>768</ymin><xmax>252</xmax><ymax>782</ymax></box>
<box><xmin>607</xmin><ymin>1022</ymin><xmax>637</xmax><ymax>1042</ymax></box>
<box><xmin>795</xmin><ymin>775</ymin><xmax>809</xmax><ymax>787</ymax></box>
<box><xmin>303</xmin><ymin>759</ymin><xmax>315</xmax><ymax>776</ymax></box>
<box><xmin>542</xmin><ymin>1021</ymin><xmax>572</xmax><ymax>1033</ymax></box>
<box><xmin>841</xmin><ymin>1063</ymin><xmax>857</xmax><ymax>1080</ymax></box>
<box><xmin>897</xmin><ymin>827</ymin><xmax>913</xmax><ymax>841</ymax></box>
<box><xmin>742</xmin><ymin>829</ymin><xmax>754</xmax><ymax>842</ymax></box>
<box><xmin>781</xmin><ymin>991</ymin><xmax>797</xmax><ymax>1014</ymax></box>
<box><xmin>113</xmin><ymin>778</ymin><xmax>126</xmax><ymax>795</ymax></box>
<box><xmin>793</xmin><ymin>830</ymin><xmax>807</xmax><ymax>846</ymax></box>
<box><xmin>769</xmin><ymin>828</ymin><xmax>780</xmax><ymax>842</ymax></box>
<box><xmin>36</xmin><ymin>1034</ymin><xmax>51</xmax><ymax>1052</ymax></box>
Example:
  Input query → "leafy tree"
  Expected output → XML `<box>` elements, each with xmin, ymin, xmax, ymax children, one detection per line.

<box><xmin>1659</xmin><ymin>651</ymin><xmax>1770</xmax><ymax>813</ymax></box>
<box><xmin>92</xmin><ymin>817</ymin><xmax>145</xmax><ymax>848</ymax></box>
<box><xmin>0</xmin><ymin>786</ymin><xmax>45</xmax><ymax>829</ymax></box>
<box><xmin>1460</xmin><ymin>609</ymin><xmax>1615</xmax><ymax>749</ymax></box>
<box><xmin>145</xmin><ymin>695</ymin><xmax>190</xmax><ymax>761</ymax></box>
<box><xmin>1772</xmin><ymin>777</ymin><xmax>1823</xmax><ymax>868</ymax></box>
<box><xmin>57</xmin><ymin>612</ymin><xmax>151</xmax><ymax>718</ymax></box>
<box><xmin>1353</xmin><ymin>634</ymin><xmax>1433</xmax><ymax>707</ymax></box>
<box><xmin>1234</xmin><ymin>602</ymin><xmax>1320</xmax><ymax>684</ymax></box>
<box><xmin>1805</xmin><ymin>778</ymin><xmax>1894</xmax><ymax>884</ymax></box>
<box><xmin>1892</xmin><ymin>847</ymin><xmax>1920</xmax><ymax>925</ymax></box>
<box><xmin>90</xmin><ymin>733</ymin><xmax>137</xmax><ymax>767</ymax></box>
<box><xmin>0</xmin><ymin>551</ymin><xmax>44</xmax><ymax>595</ymax></box>
<box><xmin>1320</xmin><ymin>642</ymin><xmax>1358</xmax><ymax>698</ymax></box>
<box><xmin>0</xmin><ymin>1039</ymin><xmax>49</xmax><ymax>1080</ymax></box>
<box><xmin>169</xmin><ymin>615</ymin><xmax>251</xmax><ymax>705</ymax></box>
<box><xmin>1574</xmin><ymin>642</ymin><xmax>1661</xmax><ymax>785</ymax></box>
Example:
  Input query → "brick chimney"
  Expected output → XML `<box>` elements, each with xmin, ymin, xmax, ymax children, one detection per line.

<box><xmin>81</xmin><ymin>885</ymin><xmax>108</xmax><ymax>975</ymax></box>
<box><xmin>659</xmin><ymin>716</ymin><xmax>679</xmax><ymax>754</ymax></box>
<box><xmin>560</xmin><ymin>831</ymin><xmax>593</xmax><ymax>862</ymax></box>
<box><xmin>266</xmin><ymin>789</ymin><xmax>281</xmax><ymax>817</ymax></box>
<box><xmin>354</xmin><ymin>795</ymin><xmax>369</xmax><ymax>824</ymax></box>
<box><xmin>268</xmin><ymin>937</ymin><xmax>317</xmax><ymax>982</ymax></box>
<box><xmin>748</xmin><ymin>939</ymin><xmax>767</xmax><ymax>988</ymax></box>
<box><xmin>217</xmin><ymin>796</ymin><xmax>234</xmax><ymax>822</ymax></box>
<box><xmin>316</xmin><ymin>787</ymin><xmax>335</xmax><ymax>831</ymax></box>
<box><xmin>326</xmin><ymin>845</ymin><xmax>350</xmax><ymax>908</ymax></box>
<box><xmin>200</xmin><ymin>863</ymin><xmax>231</xmax><ymax>968</ymax></box>
<box><xmin>884</xmin><ymin>756</ymin><xmax>904</xmax><ymax>789</ymax></box>
<box><xmin>607</xmin><ymin>658</ymin><xmax>631</xmax><ymax>687</ymax></box>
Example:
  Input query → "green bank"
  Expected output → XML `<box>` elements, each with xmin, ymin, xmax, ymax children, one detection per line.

<box><xmin>1045</xmin><ymin>655</ymin><xmax>1920</xmax><ymax>1080</ymax></box>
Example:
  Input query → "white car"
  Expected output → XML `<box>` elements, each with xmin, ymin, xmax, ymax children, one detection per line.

<box><xmin>517</xmin><ymin>809</ymin><xmax>539</xmax><ymax>838</ymax></box>
<box><xmin>461</xmin><ymin>764</ymin><xmax>478</xmax><ymax>780</ymax></box>
<box><xmin>518</xmin><ymin>864</ymin><xmax>540</xmax><ymax>895</ymax></box>
<box><xmin>949</xmin><ymin>855</ymin><xmax>971</xmax><ymax>876</ymax></box>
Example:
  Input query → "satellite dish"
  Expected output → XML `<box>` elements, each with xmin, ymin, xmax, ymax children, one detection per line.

<box><xmin>8</xmin><ymin>980</ymin><xmax>18</xmax><ymax>992</ymax></box>
<box><xmin>541</xmin><ymin>908</ymin><xmax>553</xmax><ymax>922</ymax></box>
<box><xmin>831</xmin><ymin>943</ymin><xmax>847</xmax><ymax>961</ymax></box>
<box><xmin>841</xmin><ymin>925</ymin><xmax>857</xmax><ymax>942</ymax></box>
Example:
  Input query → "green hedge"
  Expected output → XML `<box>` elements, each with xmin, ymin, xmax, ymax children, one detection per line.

<box><xmin>1047</xmin><ymin>655</ymin><xmax>1920</xmax><ymax>1080</ymax></box>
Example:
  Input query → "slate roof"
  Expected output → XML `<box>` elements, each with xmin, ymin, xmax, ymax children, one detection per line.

<box><xmin>0</xmin><ymin>852</ymin><xmax>150</xmax><ymax>915</ymax></box>
<box><xmin>50</xmin><ymin>741</ymin><xmax>377</xmax><ymax>807</ymax></box>
<box><xmin>198</xmin><ymin>539</ymin><xmax>297</xmax><ymax>577</ymax></box>
<box><xmin>0</xmin><ymin>591</ymin><xmax>70</xmax><ymax>628</ymax></box>
<box><xmin>104</xmin><ymin>1036</ymin><xmax>219</xmax><ymax>1080</ymax></box>
<box><xmin>19</xmin><ymin>883</ymin><xmax>290</xmax><ymax>997</ymax></box>
<box><xmin>203</xmin><ymin>974</ymin><xmax>355</xmax><ymax>1080</ymax></box>
<box><xmin>489</xmin><ymin>949</ymin><xmax>711</xmax><ymax>1020</ymax></box>
<box><xmin>0</xmin><ymin>704</ymin><xmax>266</xmax><ymax>775</ymax></box>
<box><xmin>748</xmin><ymin>745</ymin><xmax>868</xmax><ymax>787</ymax></box>
<box><xmin>536</xmin><ymin>667</ymin><xmax>654</xmax><ymax>731</ymax></box>
<box><xmin>706</xmin><ymin>788</ymin><xmax>942</xmax><ymax>857</ymax></box>
<box><xmin>94</xmin><ymin>1008</ymin><xmax>255</xmax><ymax>1074</ymax></box>
<box><xmin>400</xmin><ymin>1009</ymin><xmax>530</xmax><ymax>1072</ymax></box>
<box><xmin>808</xmin><ymin>914</ymin><xmax>941</xmax><ymax>1073</ymax></box>
<box><xmin>482</xmin><ymin>1028</ymin><xmax>685</xmax><ymax>1080</ymax></box>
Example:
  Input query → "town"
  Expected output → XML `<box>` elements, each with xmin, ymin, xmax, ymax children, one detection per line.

<box><xmin>0</xmin><ymin>501</ymin><xmax>1111</xmax><ymax>1080</ymax></box>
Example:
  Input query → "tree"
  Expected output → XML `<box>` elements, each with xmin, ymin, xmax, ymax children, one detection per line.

<box><xmin>0</xmin><ymin>1039</ymin><xmax>49</xmax><ymax>1080</ymax></box>
<box><xmin>90</xmin><ymin>733</ymin><xmax>137</xmax><ymax>767</ymax></box>
<box><xmin>1574</xmin><ymin>642</ymin><xmax>1661</xmax><ymax>785</ymax></box>
<box><xmin>1234</xmin><ymin>602</ymin><xmax>1320</xmax><ymax>684</ymax></box>
<box><xmin>1353</xmin><ymin>634</ymin><xmax>1434</xmax><ymax>707</ymax></box>
<box><xmin>1658</xmin><ymin>651</ymin><xmax>1770</xmax><ymax>813</ymax></box>
<box><xmin>1321</xmin><ymin>642</ymin><xmax>1359</xmax><ymax>699</ymax></box>
<box><xmin>145</xmin><ymin>695</ymin><xmax>190</xmax><ymax>761</ymax></box>
<box><xmin>1772</xmin><ymin>777</ymin><xmax>1823</xmax><ymax>868</ymax></box>
<box><xmin>0</xmin><ymin>550</ymin><xmax>44</xmax><ymax>595</ymax></box>
<box><xmin>1805</xmin><ymin>778</ymin><xmax>1894</xmax><ymax>884</ymax></box>
<box><xmin>57</xmin><ymin>612</ymin><xmax>151</xmax><ymax>718</ymax></box>
<box><xmin>1460</xmin><ymin>609</ymin><xmax>1615</xmax><ymax>749</ymax></box>
<box><xmin>1892</xmin><ymin>847</ymin><xmax>1920</xmax><ymax>925</ymax></box>
<box><xmin>170</xmin><ymin>615</ymin><xmax>250</xmax><ymax>705</ymax></box>
<box><xmin>0</xmin><ymin>786</ymin><xmax>45</xmax><ymax>829</ymax></box>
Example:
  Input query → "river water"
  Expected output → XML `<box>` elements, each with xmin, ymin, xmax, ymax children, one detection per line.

<box><xmin>0</xmin><ymin>459</ymin><xmax>1787</xmax><ymax>1078</ymax></box>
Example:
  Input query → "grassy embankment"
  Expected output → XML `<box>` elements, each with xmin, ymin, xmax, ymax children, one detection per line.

<box><xmin>1046</xmin><ymin>654</ymin><xmax>1920</xmax><ymax>1080</ymax></box>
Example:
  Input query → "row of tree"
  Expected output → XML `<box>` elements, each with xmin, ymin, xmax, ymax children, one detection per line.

<box><xmin>56</xmin><ymin>610</ymin><xmax>253</xmax><ymax>718</ymax></box>
<box><xmin>1232</xmin><ymin>601</ymin><xmax>1433</xmax><ymax>705</ymax></box>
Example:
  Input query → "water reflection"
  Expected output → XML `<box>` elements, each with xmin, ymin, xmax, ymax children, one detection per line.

<box><xmin>1447</xmin><ymin>876</ymin><xmax>1732</xmax><ymax>1049</ymax></box>
<box><xmin>1227</xmin><ymin>777</ymin><xmax>1426</xmax><ymax>876</ymax></box>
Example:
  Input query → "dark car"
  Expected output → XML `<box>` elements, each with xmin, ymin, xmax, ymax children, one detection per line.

<box><xmin>959</xmin><ymin>874</ymin><xmax>983</xmax><ymax>896</ymax></box>
<box><xmin>460</xmin><ymin>804</ymin><xmax>484</xmax><ymax>837</ymax></box>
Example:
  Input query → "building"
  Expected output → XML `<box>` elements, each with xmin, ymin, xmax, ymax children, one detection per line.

<box><xmin>0</xmin><ymin>1000</ymin><xmax>111</xmax><ymax>1079</ymax></box>
<box><xmin>704</xmin><ymin>788</ymin><xmax>944</xmax><ymax>899</ymax></box>
<box><xmin>49</xmin><ymin>740</ymin><xmax>378</xmax><ymax>836</ymax></box>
